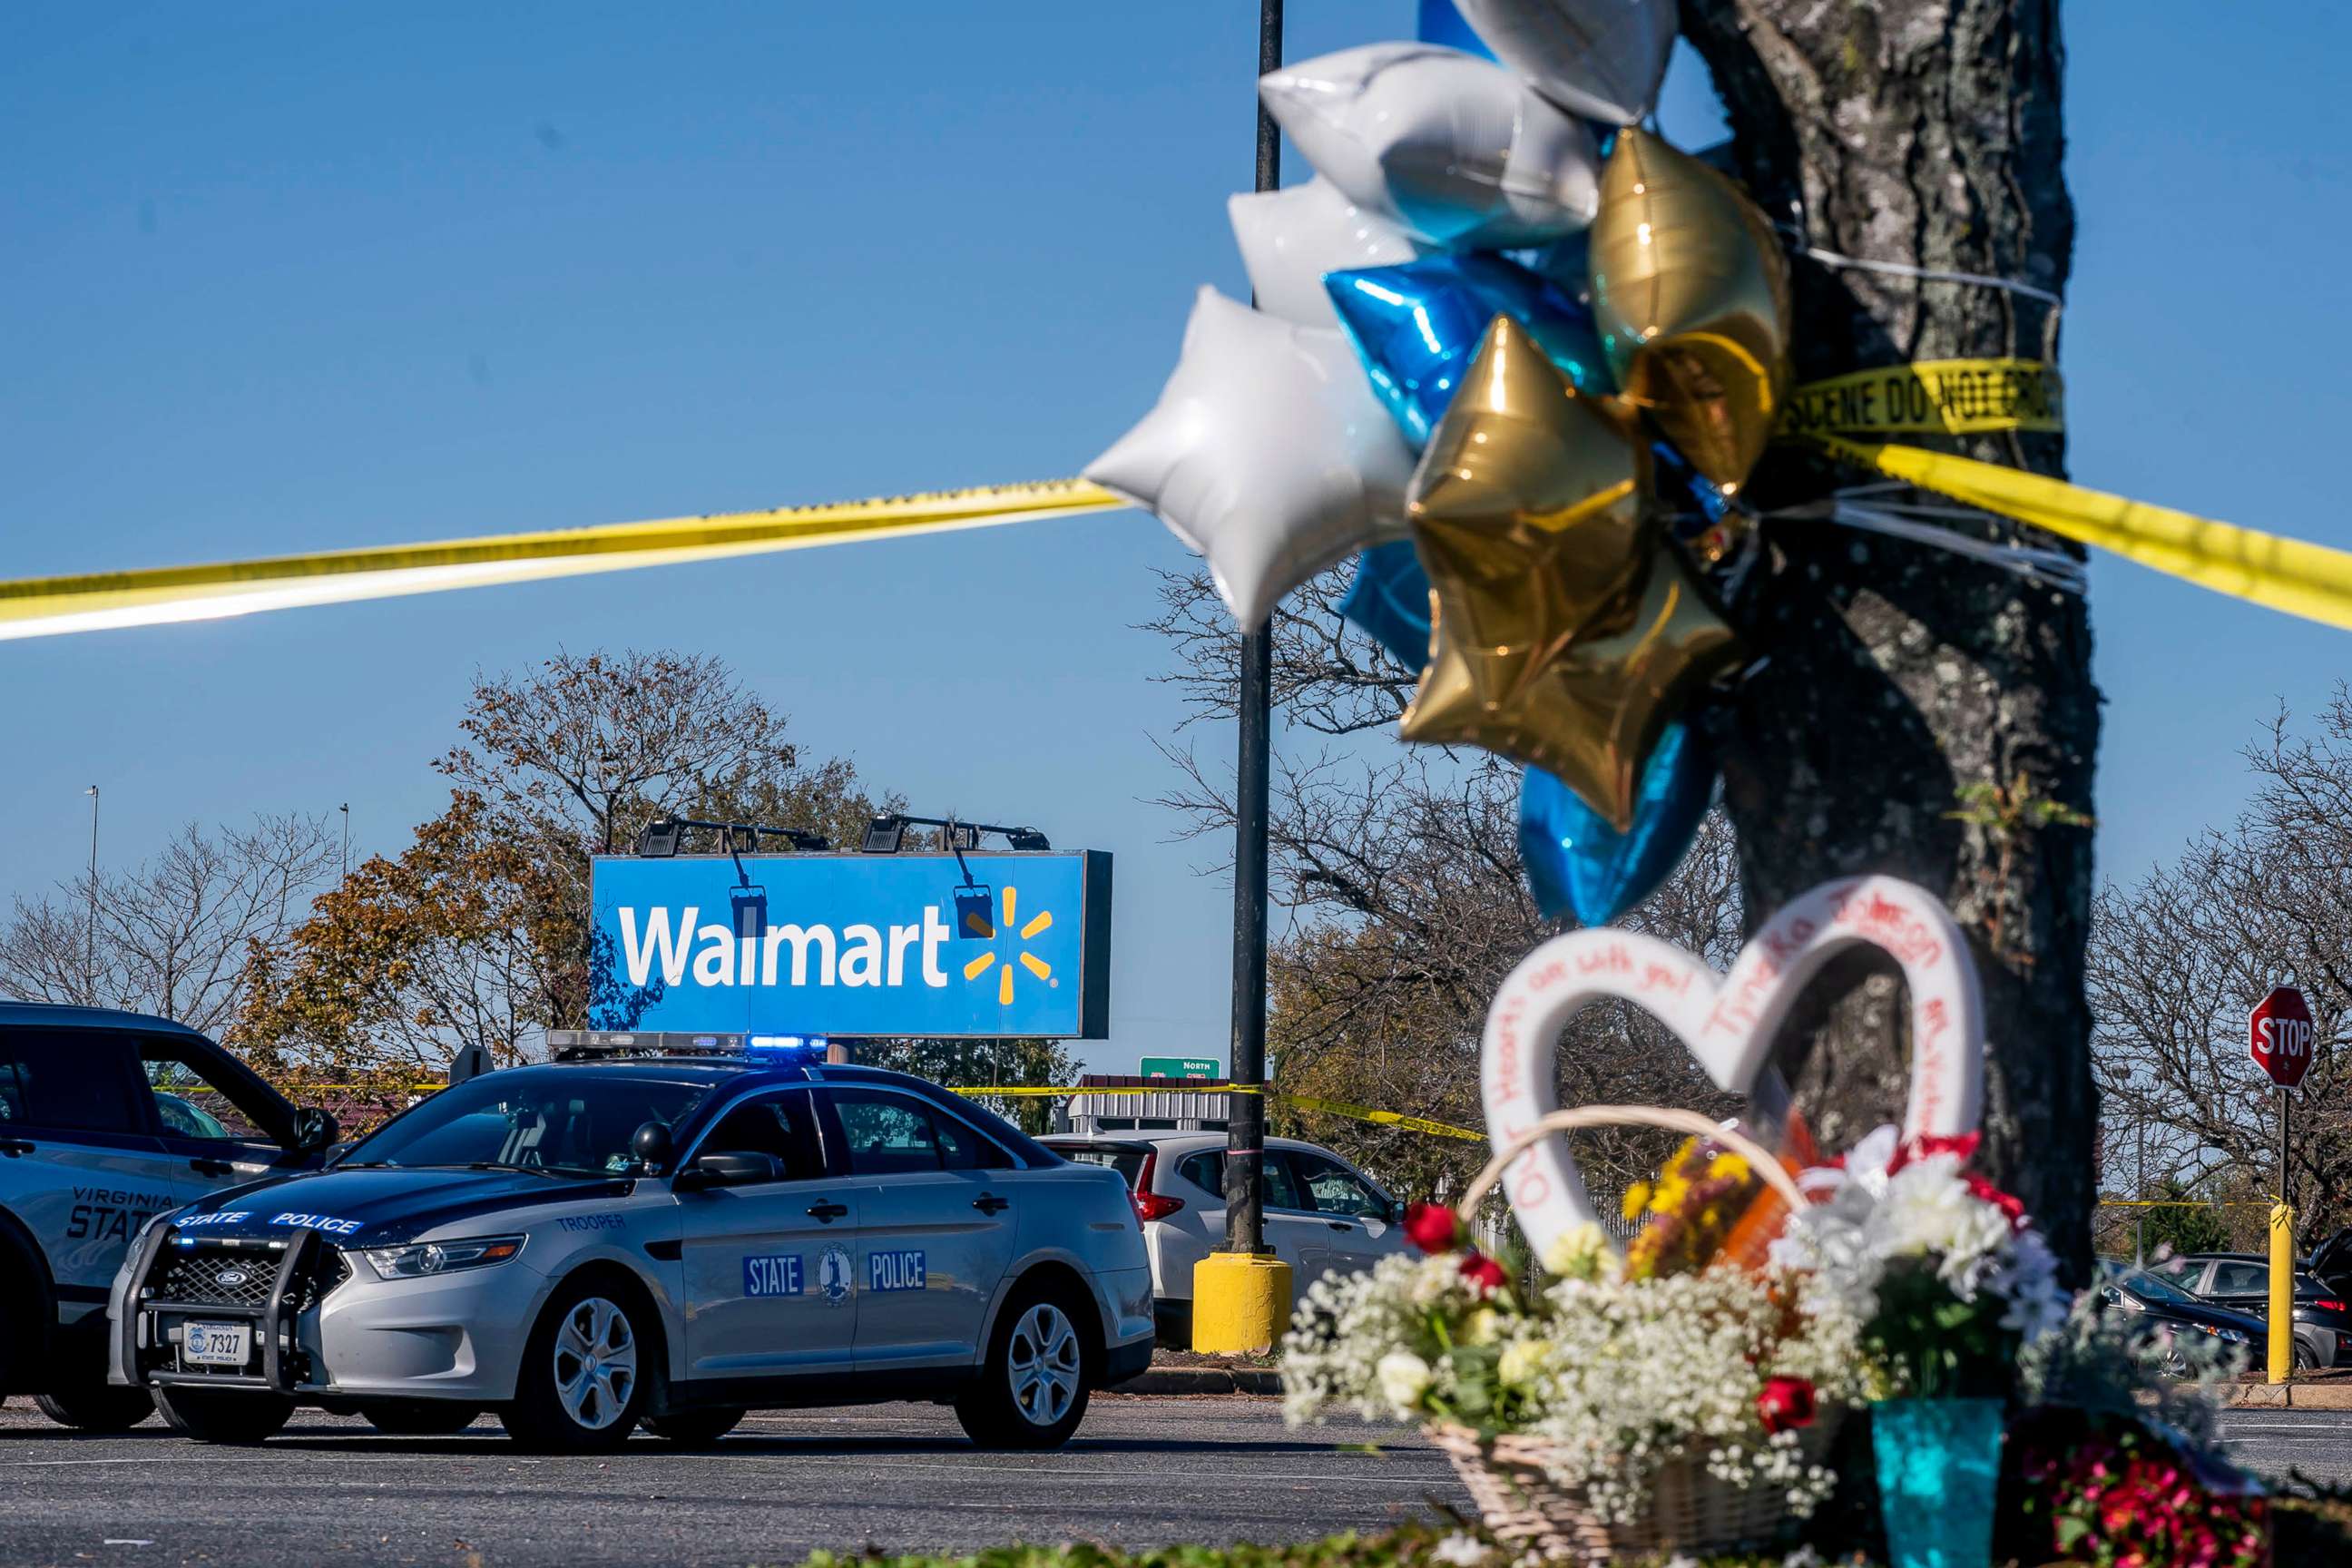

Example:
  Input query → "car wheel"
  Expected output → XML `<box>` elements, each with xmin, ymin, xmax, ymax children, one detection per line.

<box><xmin>360</xmin><ymin>1400</ymin><xmax>483</xmax><ymax>1436</ymax></box>
<box><xmin>34</xmin><ymin>1383</ymin><xmax>155</xmax><ymax>1433</ymax></box>
<box><xmin>501</xmin><ymin>1279</ymin><xmax>650</xmax><ymax>1453</ymax></box>
<box><xmin>956</xmin><ymin>1284</ymin><xmax>1092</xmax><ymax>1450</ymax></box>
<box><xmin>2296</xmin><ymin>1338</ymin><xmax>2320</xmax><ymax>1374</ymax></box>
<box><xmin>642</xmin><ymin>1407</ymin><xmax>745</xmax><ymax>1445</ymax></box>
<box><xmin>153</xmin><ymin>1387</ymin><xmax>295</xmax><ymax>1446</ymax></box>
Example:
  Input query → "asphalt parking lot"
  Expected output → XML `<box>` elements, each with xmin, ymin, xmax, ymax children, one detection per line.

<box><xmin>0</xmin><ymin>1399</ymin><xmax>2339</xmax><ymax>1568</ymax></box>
<box><xmin>0</xmin><ymin>1396</ymin><xmax>1467</xmax><ymax>1568</ymax></box>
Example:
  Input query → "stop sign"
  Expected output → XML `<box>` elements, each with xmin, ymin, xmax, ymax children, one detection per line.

<box><xmin>2250</xmin><ymin>985</ymin><xmax>2316</xmax><ymax>1089</ymax></box>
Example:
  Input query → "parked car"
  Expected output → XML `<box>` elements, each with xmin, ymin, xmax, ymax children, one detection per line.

<box><xmin>2167</xmin><ymin>1251</ymin><xmax>2352</xmax><ymax>1370</ymax></box>
<box><xmin>0</xmin><ymin>1003</ymin><xmax>338</xmax><ymax>1430</ymax></box>
<box><xmin>1039</xmin><ymin>1132</ymin><xmax>1407</xmax><ymax>1345</ymax></box>
<box><xmin>2096</xmin><ymin>1263</ymin><xmax>2262</xmax><ymax>1374</ymax></box>
<box><xmin>111</xmin><ymin>1044</ymin><xmax>1152</xmax><ymax>1450</ymax></box>
<box><xmin>2308</xmin><ymin>1227</ymin><xmax>2352</xmax><ymax>1301</ymax></box>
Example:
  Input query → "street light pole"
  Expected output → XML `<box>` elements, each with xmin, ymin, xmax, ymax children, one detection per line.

<box><xmin>339</xmin><ymin>802</ymin><xmax>350</xmax><ymax>878</ymax></box>
<box><xmin>83</xmin><ymin>785</ymin><xmax>99</xmax><ymax>1006</ymax></box>
<box><xmin>1224</xmin><ymin>0</ymin><xmax>1283</xmax><ymax>1264</ymax></box>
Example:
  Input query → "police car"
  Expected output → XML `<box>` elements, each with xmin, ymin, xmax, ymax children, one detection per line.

<box><xmin>108</xmin><ymin>1039</ymin><xmax>1154</xmax><ymax>1451</ymax></box>
<box><xmin>0</xmin><ymin>1004</ymin><xmax>336</xmax><ymax>1432</ymax></box>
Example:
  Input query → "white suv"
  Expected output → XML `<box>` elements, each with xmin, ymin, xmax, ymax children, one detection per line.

<box><xmin>1039</xmin><ymin>1132</ymin><xmax>1407</xmax><ymax>1346</ymax></box>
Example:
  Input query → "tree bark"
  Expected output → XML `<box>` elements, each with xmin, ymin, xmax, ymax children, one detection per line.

<box><xmin>1678</xmin><ymin>1</ymin><xmax>2100</xmax><ymax>1279</ymax></box>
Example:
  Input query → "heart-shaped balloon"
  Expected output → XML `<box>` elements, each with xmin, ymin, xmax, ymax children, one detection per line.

<box><xmin>1325</xmin><ymin>252</ymin><xmax>1613</xmax><ymax>447</ymax></box>
<box><xmin>1259</xmin><ymin>43</ymin><xmax>1600</xmax><ymax>249</ymax></box>
<box><xmin>1451</xmin><ymin>0</ymin><xmax>1679</xmax><ymax>126</ymax></box>
<box><xmin>1229</xmin><ymin>177</ymin><xmax>1422</xmax><ymax>333</ymax></box>
<box><xmin>1087</xmin><ymin>287</ymin><xmax>1414</xmax><ymax>629</ymax></box>
<box><xmin>1480</xmin><ymin>874</ymin><xmax>1984</xmax><ymax>1257</ymax></box>
<box><xmin>1517</xmin><ymin>721</ymin><xmax>1714</xmax><ymax>927</ymax></box>
<box><xmin>1339</xmin><ymin>540</ymin><xmax>1436</xmax><ymax>671</ymax></box>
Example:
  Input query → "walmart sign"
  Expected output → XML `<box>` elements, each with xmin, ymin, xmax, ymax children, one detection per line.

<box><xmin>588</xmin><ymin>852</ymin><xmax>1112</xmax><ymax>1039</ymax></box>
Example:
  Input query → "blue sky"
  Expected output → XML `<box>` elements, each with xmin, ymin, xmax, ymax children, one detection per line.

<box><xmin>5</xmin><ymin>3</ymin><xmax>2348</xmax><ymax>1072</ymax></box>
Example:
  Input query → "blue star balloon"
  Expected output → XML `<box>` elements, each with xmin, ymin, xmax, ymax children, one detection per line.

<box><xmin>1417</xmin><ymin>0</ymin><xmax>1498</xmax><ymax>60</ymax></box>
<box><xmin>1518</xmin><ymin>724</ymin><xmax>1717</xmax><ymax>927</ymax></box>
<box><xmin>1324</xmin><ymin>253</ymin><xmax>1613</xmax><ymax>448</ymax></box>
<box><xmin>1338</xmin><ymin>540</ymin><xmax>1433</xmax><ymax>670</ymax></box>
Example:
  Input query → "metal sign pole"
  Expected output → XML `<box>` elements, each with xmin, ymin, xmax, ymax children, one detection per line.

<box><xmin>1192</xmin><ymin>0</ymin><xmax>1293</xmax><ymax>1356</ymax></box>
<box><xmin>1223</xmin><ymin>0</ymin><xmax>1283</xmax><ymax>1269</ymax></box>
<box><xmin>2270</xmin><ymin>1084</ymin><xmax>2294</xmax><ymax>1384</ymax></box>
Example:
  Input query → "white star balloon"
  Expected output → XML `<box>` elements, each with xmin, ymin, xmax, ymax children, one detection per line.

<box><xmin>1258</xmin><ymin>43</ymin><xmax>1600</xmax><ymax>250</ymax></box>
<box><xmin>1228</xmin><ymin>176</ymin><xmax>1422</xmax><ymax>332</ymax></box>
<box><xmin>1086</xmin><ymin>288</ymin><xmax>1414</xmax><ymax>629</ymax></box>
<box><xmin>1452</xmin><ymin>0</ymin><xmax>1678</xmax><ymax>126</ymax></box>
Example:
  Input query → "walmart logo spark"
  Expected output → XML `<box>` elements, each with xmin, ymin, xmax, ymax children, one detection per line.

<box><xmin>961</xmin><ymin>887</ymin><xmax>1054</xmax><ymax>1005</ymax></box>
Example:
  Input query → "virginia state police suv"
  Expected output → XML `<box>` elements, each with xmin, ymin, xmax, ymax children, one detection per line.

<box><xmin>108</xmin><ymin>1037</ymin><xmax>1153</xmax><ymax>1450</ymax></box>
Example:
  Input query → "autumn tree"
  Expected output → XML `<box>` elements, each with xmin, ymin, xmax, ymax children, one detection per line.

<box><xmin>2088</xmin><ymin>692</ymin><xmax>2352</xmax><ymax>1242</ymax></box>
<box><xmin>0</xmin><ymin>814</ymin><xmax>337</xmax><ymax>1034</ymax></box>
<box><xmin>242</xmin><ymin>650</ymin><xmax>887</xmax><ymax>1071</ymax></box>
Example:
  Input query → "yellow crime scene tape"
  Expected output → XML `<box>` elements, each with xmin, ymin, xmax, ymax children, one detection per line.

<box><xmin>1784</xmin><ymin>358</ymin><xmax>2063</xmax><ymax>438</ymax></box>
<box><xmin>946</xmin><ymin>1083</ymin><xmax>1485</xmax><ymax>1144</ymax></box>
<box><xmin>0</xmin><ymin>478</ymin><xmax>1127</xmax><ymax>641</ymax></box>
<box><xmin>2</xmin><ymin>358</ymin><xmax>2347</xmax><ymax>643</ymax></box>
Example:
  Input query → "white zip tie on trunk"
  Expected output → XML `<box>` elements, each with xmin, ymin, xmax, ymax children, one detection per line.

<box><xmin>1768</xmin><ymin>488</ymin><xmax>2088</xmax><ymax>595</ymax></box>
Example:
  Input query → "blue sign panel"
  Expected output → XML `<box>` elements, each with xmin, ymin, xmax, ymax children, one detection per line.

<box><xmin>588</xmin><ymin>852</ymin><xmax>1111</xmax><ymax>1038</ymax></box>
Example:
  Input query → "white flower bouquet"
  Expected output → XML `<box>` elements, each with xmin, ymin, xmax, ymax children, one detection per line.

<box><xmin>1281</xmin><ymin>1109</ymin><xmax>1873</xmax><ymax>1558</ymax></box>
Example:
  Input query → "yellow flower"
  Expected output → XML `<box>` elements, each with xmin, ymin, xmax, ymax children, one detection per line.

<box><xmin>1542</xmin><ymin>1221</ymin><xmax>1613</xmax><ymax>1281</ymax></box>
<box><xmin>1498</xmin><ymin>1338</ymin><xmax>1554</xmax><ymax>1387</ymax></box>
<box><xmin>1708</xmin><ymin>1152</ymin><xmax>1750</xmax><ymax>1183</ymax></box>
<box><xmin>1463</xmin><ymin>1308</ymin><xmax>1503</xmax><ymax>1347</ymax></box>
<box><xmin>1620</xmin><ymin>1181</ymin><xmax>1652</xmax><ymax>1221</ymax></box>
<box><xmin>1652</xmin><ymin>1173</ymin><xmax>1690</xmax><ymax>1212</ymax></box>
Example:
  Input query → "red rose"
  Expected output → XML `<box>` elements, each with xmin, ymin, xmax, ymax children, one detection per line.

<box><xmin>1403</xmin><ymin>1201</ymin><xmax>1464</xmax><ymax>1254</ymax></box>
<box><xmin>1457</xmin><ymin>1251</ymin><xmax>1509</xmax><ymax>1293</ymax></box>
<box><xmin>1756</xmin><ymin>1376</ymin><xmax>1817</xmax><ymax>1435</ymax></box>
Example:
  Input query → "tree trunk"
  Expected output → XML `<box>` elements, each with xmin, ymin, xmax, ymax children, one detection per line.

<box><xmin>1678</xmin><ymin>1</ymin><xmax>2099</xmax><ymax>1279</ymax></box>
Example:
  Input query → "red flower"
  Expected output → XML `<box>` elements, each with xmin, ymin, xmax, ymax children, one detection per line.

<box><xmin>1457</xmin><ymin>1251</ymin><xmax>1509</xmax><ymax>1293</ymax></box>
<box><xmin>1888</xmin><ymin>1131</ymin><xmax>1982</xmax><ymax>1174</ymax></box>
<box><xmin>1965</xmin><ymin>1173</ymin><xmax>2031</xmax><ymax>1230</ymax></box>
<box><xmin>1756</xmin><ymin>1376</ymin><xmax>1817</xmax><ymax>1435</ymax></box>
<box><xmin>1402</xmin><ymin>1201</ymin><xmax>1464</xmax><ymax>1254</ymax></box>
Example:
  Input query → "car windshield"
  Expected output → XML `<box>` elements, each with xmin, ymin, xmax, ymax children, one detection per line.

<box><xmin>2121</xmin><ymin>1269</ymin><xmax>2197</xmax><ymax>1306</ymax></box>
<box><xmin>341</xmin><ymin>1070</ymin><xmax>715</xmax><ymax>1177</ymax></box>
<box><xmin>1049</xmin><ymin>1143</ymin><xmax>1149</xmax><ymax>1187</ymax></box>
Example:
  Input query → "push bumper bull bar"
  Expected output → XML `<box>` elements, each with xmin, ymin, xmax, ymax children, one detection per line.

<box><xmin>119</xmin><ymin>1223</ymin><xmax>328</xmax><ymax>1396</ymax></box>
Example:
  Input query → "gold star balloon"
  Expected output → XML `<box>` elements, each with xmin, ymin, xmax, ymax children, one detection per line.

<box><xmin>1401</xmin><ymin>313</ymin><xmax>1651</xmax><ymax>704</ymax></box>
<box><xmin>1589</xmin><ymin>128</ymin><xmax>1792</xmax><ymax>493</ymax></box>
<box><xmin>1400</xmin><ymin>312</ymin><xmax>1742</xmax><ymax>830</ymax></box>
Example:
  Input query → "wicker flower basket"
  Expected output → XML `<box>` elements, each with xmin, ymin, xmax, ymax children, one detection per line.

<box><xmin>1434</xmin><ymin>1105</ymin><xmax>1832</xmax><ymax>1563</ymax></box>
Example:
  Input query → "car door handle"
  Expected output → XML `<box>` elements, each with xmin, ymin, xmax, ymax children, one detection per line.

<box><xmin>973</xmin><ymin>1193</ymin><xmax>1010</xmax><ymax>1215</ymax></box>
<box><xmin>1326</xmin><ymin>1220</ymin><xmax>1353</xmax><ymax>1232</ymax></box>
<box><xmin>805</xmin><ymin>1201</ymin><xmax>848</xmax><ymax>1222</ymax></box>
<box><xmin>189</xmin><ymin>1157</ymin><xmax>234</xmax><ymax>1177</ymax></box>
<box><xmin>0</xmin><ymin>1138</ymin><xmax>31</xmax><ymax>1158</ymax></box>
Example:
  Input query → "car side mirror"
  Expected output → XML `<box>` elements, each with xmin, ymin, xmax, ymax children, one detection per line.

<box><xmin>630</xmin><ymin>1120</ymin><xmax>675</xmax><ymax>1173</ymax></box>
<box><xmin>292</xmin><ymin>1106</ymin><xmax>340</xmax><ymax>1155</ymax></box>
<box><xmin>673</xmin><ymin>1151</ymin><xmax>782</xmax><ymax>1191</ymax></box>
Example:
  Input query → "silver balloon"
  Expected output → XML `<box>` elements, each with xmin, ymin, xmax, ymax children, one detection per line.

<box><xmin>1452</xmin><ymin>0</ymin><xmax>1677</xmax><ymax>125</ymax></box>
<box><xmin>1259</xmin><ymin>43</ymin><xmax>1600</xmax><ymax>250</ymax></box>
<box><xmin>1086</xmin><ymin>288</ymin><xmax>1414</xmax><ymax>629</ymax></box>
<box><xmin>1229</xmin><ymin>176</ymin><xmax>1423</xmax><ymax>332</ymax></box>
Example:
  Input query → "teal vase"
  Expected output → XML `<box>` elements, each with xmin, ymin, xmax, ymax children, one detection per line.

<box><xmin>1872</xmin><ymin>1397</ymin><xmax>2003</xmax><ymax>1568</ymax></box>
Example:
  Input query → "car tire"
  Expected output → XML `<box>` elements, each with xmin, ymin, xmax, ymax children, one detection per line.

<box><xmin>956</xmin><ymin>1281</ymin><xmax>1093</xmax><ymax>1450</ymax></box>
<box><xmin>642</xmin><ymin>1407</ymin><xmax>745</xmax><ymax>1446</ymax></box>
<box><xmin>360</xmin><ymin>1400</ymin><xmax>484</xmax><ymax>1436</ymax></box>
<box><xmin>33</xmin><ymin>1384</ymin><xmax>155</xmax><ymax>1433</ymax></box>
<box><xmin>153</xmin><ymin>1387</ymin><xmax>295</xmax><ymax>1446</ymax></box>
<box><xmin>500</xmin><ymin>1277</ymin><xmax>652</xmax><ymax>1453</ymax></box>
<box><xmin>2295</xmin><ymin>1338</ymin><xmax>2321</xmax><ymax>1374</ymax></box>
